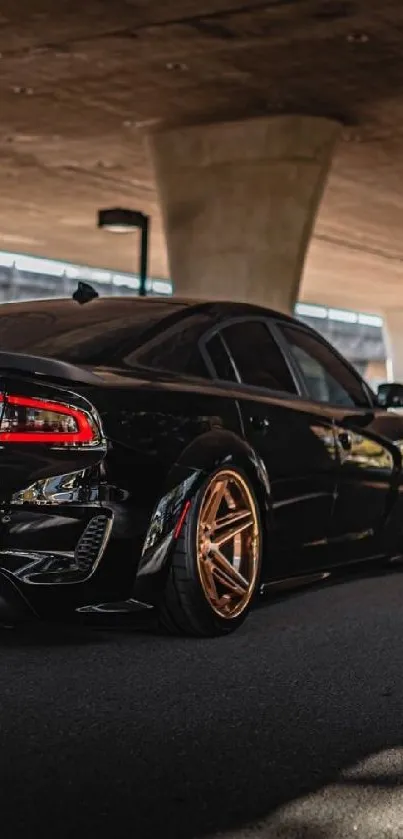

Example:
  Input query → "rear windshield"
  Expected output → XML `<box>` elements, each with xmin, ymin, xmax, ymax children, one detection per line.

<box><xmin>0</xmin><ymin>298</ymin><xmax>188</xmax><ymax>366</ymax></box>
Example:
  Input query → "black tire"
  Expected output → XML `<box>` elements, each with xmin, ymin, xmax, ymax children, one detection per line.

<box><xmin>158</xmin><ymin>465</ymin><xmax>262</xmax><ymax>637</ymax></box>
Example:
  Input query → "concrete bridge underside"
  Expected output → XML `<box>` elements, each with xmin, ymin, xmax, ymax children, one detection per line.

<box><xmin>1</xmin><ymin>1</ymin><xmax>403</xmax><ymax>363</ymax></box>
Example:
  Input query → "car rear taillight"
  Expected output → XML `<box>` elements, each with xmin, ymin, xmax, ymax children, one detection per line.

<box><xmin>0</xmin><ymin>394</ymin><xmax>99</xmax><ymax>445</ymax></box>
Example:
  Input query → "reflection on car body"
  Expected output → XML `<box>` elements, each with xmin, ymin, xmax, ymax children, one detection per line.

<box><xmin>0</xmin><ymin>294</ymin><xmax>401</xmax><ymax>637</ymax></box>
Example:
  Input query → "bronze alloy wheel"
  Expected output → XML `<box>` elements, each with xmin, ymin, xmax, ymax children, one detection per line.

<box><xmin>196</xmin><ymin>469</ymin><xmax>260</xmax><ymax>619</ymax></box>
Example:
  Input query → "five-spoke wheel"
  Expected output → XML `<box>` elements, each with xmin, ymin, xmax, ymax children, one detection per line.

<box><xmin>196</xmin><ymin>469</ymin><xmax>260</xmax><ymax>619</ymax></box>
<box><xmin>159</xmin><ymin>466</ymin><xmax>262</xmax><ymax>637</ymax></box>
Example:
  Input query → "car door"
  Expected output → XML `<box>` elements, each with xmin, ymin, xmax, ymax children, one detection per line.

<box><xmin>202</xmin><ymin>317</ymin><xmax>339</xmax><ymax>575</ymax></box>
<box><xmin>276</xmin><ymin>321</ymin><xmax>399</xmax><ymax>560</ymax></box>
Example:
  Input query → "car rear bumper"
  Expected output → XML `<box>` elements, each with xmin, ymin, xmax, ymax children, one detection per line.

<box><xmin>0</xmin><ymin>509</ymin><xmax>113</xmax><ymax>584</ymax></box>
<box><xmin>0</xmin><ymin>491</ymin><xmax>164</xmax><ymax>621</ymax></box>
<box><xmin>0</xmin><ymin>462</ymin><xmax>203</xmax><ymax>623</ymax></box>
<box><xmin>0</xmin><ymin>503</ymin><xmax>126</xmax><ymax>621</ymax></box>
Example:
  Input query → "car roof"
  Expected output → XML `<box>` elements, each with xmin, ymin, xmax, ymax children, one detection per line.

<box><xmin>0</xmin><ymin>294</ymin><xmax>298</xmax><ymax>326</ymax></box>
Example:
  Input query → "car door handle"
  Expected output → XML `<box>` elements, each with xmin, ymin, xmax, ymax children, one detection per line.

<box><xmin>338</xmin><ymin>430</ymin><xmax>353</xmax><ymax>451</ymax></box>
<box><xmin>249</xmin><ymin>416</ymin><xmax>270</xmax><ymax>432</ymax></box>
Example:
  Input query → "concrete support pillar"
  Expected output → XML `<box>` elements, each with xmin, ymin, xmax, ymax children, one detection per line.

<box><xmin>383</xmin><ymin>310</ymin><xmax>403</xmax><ymax>382</ymax></box>
<box><xmin>149</xmin><ymin>115</ymin><xmax>340</xmax><ymax>313</ymax></box>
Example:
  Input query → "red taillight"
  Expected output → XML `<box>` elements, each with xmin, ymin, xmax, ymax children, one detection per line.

<box><xmin>0</xmin><ymin>394</ymin><xmax>98</xmax><ymax>445</ymax></box>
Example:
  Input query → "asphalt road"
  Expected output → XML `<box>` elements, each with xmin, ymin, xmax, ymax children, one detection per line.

<box><xmin>2</xmin><ymin>570</ymin><xmax>403</xmax><ymax>839</ymax></box>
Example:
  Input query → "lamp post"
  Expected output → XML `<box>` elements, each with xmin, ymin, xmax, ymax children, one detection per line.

<box><xmin>97</xmin><ymin>207</ymin><xmax>150</xmax><ymax>297</ymax></box>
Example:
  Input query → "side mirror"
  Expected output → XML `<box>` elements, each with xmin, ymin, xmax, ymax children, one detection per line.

<box><xmin>377</xmin><ymin>382</ymin><xmax>403</xmax><ymax>409</ymax></box>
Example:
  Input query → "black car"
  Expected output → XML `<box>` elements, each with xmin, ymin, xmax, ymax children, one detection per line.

<box><xmin>0</xmin><ymin>293</ymin><xmax>401</xmax><ymax>637</ymax></box>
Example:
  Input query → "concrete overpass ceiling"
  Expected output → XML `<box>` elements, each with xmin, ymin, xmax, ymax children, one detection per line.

<box><xmin>1</xmin><ymin>1</ymin><xmax>403</xmax><ymax>310</ymax></box>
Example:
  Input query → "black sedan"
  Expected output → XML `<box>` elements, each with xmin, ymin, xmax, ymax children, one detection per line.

<box><xmin>0</xmin><ymin>292</ymin><xmax>401</xmax><ymax>637</ymax></box>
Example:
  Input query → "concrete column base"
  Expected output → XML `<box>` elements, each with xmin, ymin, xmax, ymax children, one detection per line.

<box><xmin>149</xmin><ymin>115</ymin><xmax>340</xmax><ymax>313</ymax></box>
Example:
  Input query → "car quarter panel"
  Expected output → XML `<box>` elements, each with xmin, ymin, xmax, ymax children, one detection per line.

<box><xmin>78</xmin><ymin>376</ymin><xmax>271</xmax><ymax>604</ymax></box>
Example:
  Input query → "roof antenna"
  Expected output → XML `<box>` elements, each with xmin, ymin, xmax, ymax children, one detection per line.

<box><xmin>72</xmin><ymin>281</ymin><xmax>99</xmax><ymax>305</ymax></box>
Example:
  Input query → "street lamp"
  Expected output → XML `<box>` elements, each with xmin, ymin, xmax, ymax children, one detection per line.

<box><xmin>97</xmin><ymin>207</ymin><xmax>150</xmax><ymax>297</ymax></box>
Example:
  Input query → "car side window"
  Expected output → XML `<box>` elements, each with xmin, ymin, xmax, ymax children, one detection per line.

<box><xmin>280</xmin><ymin>324</ymin><xmax>369</xmax><ymax>408</ymax></box>
<box><xmin>214</xmin><ymin>320</ymin><xmax>297</xmax><ymax>393</ymax></box>
<box><xmin>204</xmin><ymin>333</ymin><xmax>238</xmax><ymax>382</ymax></box>
<box><xmin>124</xmin><ymin>315</ymin><xmax>211</xmax><ymax>378</ymax></box>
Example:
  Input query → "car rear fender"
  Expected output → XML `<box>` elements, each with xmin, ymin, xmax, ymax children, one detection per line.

<box><xmin>133</xmin><ymin>429</ymin><xmax>272</xmax><ymax>603</ymax></box>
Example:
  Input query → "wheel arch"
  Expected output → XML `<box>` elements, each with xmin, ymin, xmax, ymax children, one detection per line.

<box><xmin>177</xmin><ymin>426</ymin><xmax>271</xmax><ymax>525</ymax></box>
<box><xmin>133</xmin><ymin>428</ymin><xmax>272</xmax><ymax>604</ymax></box>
